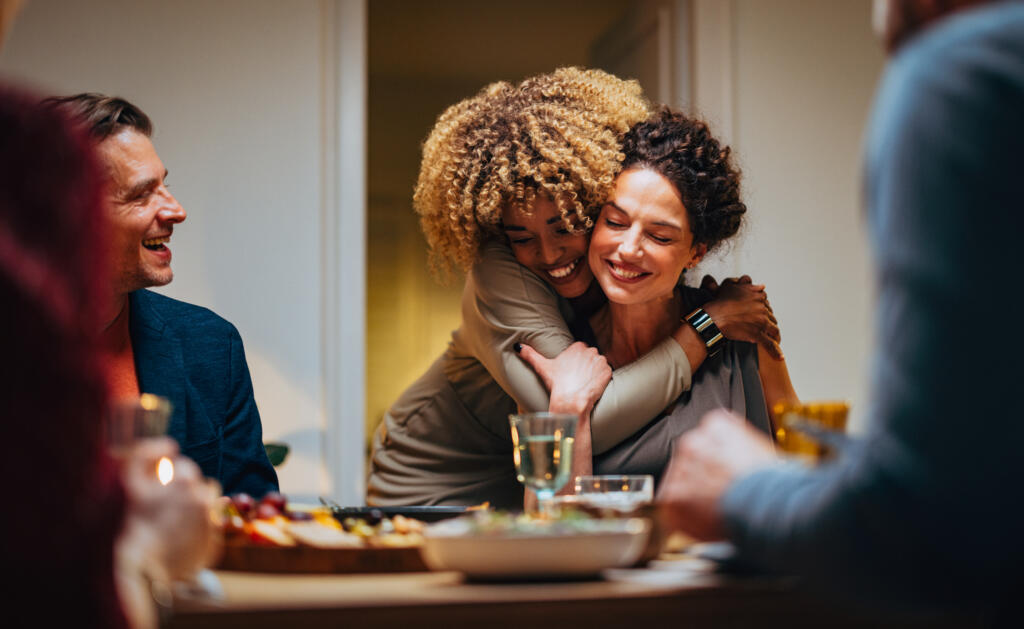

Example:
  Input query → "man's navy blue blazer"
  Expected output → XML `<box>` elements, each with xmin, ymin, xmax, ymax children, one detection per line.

<box><xmin>129</xmin><ymin>289</ymin><xmax>279</xmax><ymax>497</ymax></box>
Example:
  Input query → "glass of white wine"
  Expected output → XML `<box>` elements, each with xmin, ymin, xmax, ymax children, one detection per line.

<box><xmin>509</xmin><ymin>412</ymin><xmax>577</xmax><ymax>513</ymax></box>
<box><xmin>106</xmin><ymin>393</ymin><xmax>175</xmax><ymax>484</ymax></box>
<box><xmin>106</xmin><ymin>394</ymin><xmax>171</xmax><ymax>445</ymax></box>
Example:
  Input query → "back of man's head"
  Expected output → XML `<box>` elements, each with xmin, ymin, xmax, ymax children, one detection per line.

<box><xmin>876</xmin><ymin>0</ymin><xmax>998</xmax><ymax>53</ymax></box>
<box><xmin>40</xmin><ymin>93</ymin><xmax>152</xmax><ymax>141</ymax></box>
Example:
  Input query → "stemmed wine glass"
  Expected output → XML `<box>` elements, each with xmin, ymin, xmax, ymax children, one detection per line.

<box><xmin>106</xmin><ymin>393</ymin><xmax>174</xmax><ymax>483</ymax></box>
<box><xmin>509</xmin><ymin>412</ymin><xmax>577</xmax><ymax>513</ymax></box>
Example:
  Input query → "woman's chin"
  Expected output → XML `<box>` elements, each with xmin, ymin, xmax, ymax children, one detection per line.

<box><xmin>552</xmin><ymin>276</ymin><xmax>593</xmax><ymax>299</ymax></box>
<box><xmin>600</xmin><ymin>283</ymin><xmax>679</xmax><ymax>307</ymax></box>
<box><xmin>598</xmin><ymin>283</ymin><xmax>644</xmax><ymax>306</ymax></box>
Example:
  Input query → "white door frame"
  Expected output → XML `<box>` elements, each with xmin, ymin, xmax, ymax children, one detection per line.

<box><xmin>321</xmin><ymin>0</ymin><xmax>367</xmax><ymax>505</ymax></box>
<box><xmin>590</xmin><ymin>0</ymin><xmax>693</xmax><ymax>109</ymax></box>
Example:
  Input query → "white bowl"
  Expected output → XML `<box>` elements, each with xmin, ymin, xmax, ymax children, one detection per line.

<box><xmin>420</xmin><ymin>517</ymin><xmax>650</xmax><ymax>578</ymax></box>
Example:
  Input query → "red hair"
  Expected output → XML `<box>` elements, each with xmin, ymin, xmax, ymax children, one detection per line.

<box><xmin>0</xmin><ymin>85</ymin><xmax>127</xmax><ymax>628</ymax></box>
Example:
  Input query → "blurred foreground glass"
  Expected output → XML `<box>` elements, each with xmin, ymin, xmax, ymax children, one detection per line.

<box><xmin>574</xmin><ymin>475</ymin><xmax>654</xmax><ymax>512</ymax></box>
<box><xmin>772</xmin><ymin>400</ymin><xmax>849</xmax><ymax>461</ymax></box>
<box><xmin>106</xmin><ymin>393</ymin><xmax>174</xmax><ymax>483</ymax></box>
<box><xmin>509</xmin><ymin>412</ymin><xmax>576</xmax><ymax>512</ymax></box>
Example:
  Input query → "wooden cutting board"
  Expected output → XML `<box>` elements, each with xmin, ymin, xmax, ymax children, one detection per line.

<box><xmin>216</xmin><ymin>543</ymin><xmax>429</xmax><ymax>574</ymax></box>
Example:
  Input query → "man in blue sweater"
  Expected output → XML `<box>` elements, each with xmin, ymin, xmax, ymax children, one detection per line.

<box><xmin>658</xmin><ymin>0</ymin><xmax>1024</xmax><ymax>618</ymax></box>
<box><xmin>46</xmin><ymin>93</ymin><xmax>278</xmax><ymax>498</ymax></box>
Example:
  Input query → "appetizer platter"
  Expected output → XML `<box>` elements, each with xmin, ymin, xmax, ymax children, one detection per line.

<box><xmin>216</xmin><ymin>492</ymin><xmax>429</xmax><ymax>574</ymax></box>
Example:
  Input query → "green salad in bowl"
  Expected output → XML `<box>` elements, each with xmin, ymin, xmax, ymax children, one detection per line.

<box><xmin>420</xmin><ymin>510</ymin><xmax>650</xmax><ymax>578</ymax></box>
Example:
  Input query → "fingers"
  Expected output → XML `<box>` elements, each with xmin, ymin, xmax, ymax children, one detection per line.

<box><xmin>206</xmin><ymin>478</ymin><xmax>223</xmax><ymax>500</ymax></box>
<box><xmin>675</xmin><ymin>411</ymin><xmax>726</xmax><ymax>460</ymax></box>
<box><xmin>703</xmin><ymin>408</ymin><xmax>743</xmax><ymax>427</ymax></box>
<box><xmin>172</xmin><ymin>455</ymin><xmax>203</xmax><ymax>484</ymax></box>
<box><xmin>514</xmin><ymin>342</ymin><xmax>548</xmax><ymax>376</ymax></box>
<box><xmin>722</xmin><ymin>275</ymin><xmax>753</xmax><ymax>286</ymax></box>
<box><xmin>700</xmin><ymin>274</ymin><xmax>719</xmax><ymax>293</ymax></box>
<box><xmin>122</xmin><ymin>438</ymin><xmax>181</xmax><ymax>487</ymax></box>
<box><xmin>761</xmin><ymin>336</ymin><xmax>784</xmax><ymax>361</ymax></box>
<box><xmin>755</xmin><ymin>315</ymin><xmax>783</xmax><ymax>359</ymax></box>
<box><xmin>701</xmin><ymin>408</ymin><xmax>750</xmax><ymax>434</ymax></box>
<box><xmin>130</xmin><ymin>437</ymin><xmax>180</xmax><ymax>463</ymax></box>
<box><xmin>564</xmin><ymin>341</ymin><xmax>611</xmax><ymax>383</ymax></box>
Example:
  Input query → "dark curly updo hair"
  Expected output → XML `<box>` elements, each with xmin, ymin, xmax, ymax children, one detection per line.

<box><xmin>620</xmin><ymin>107</ymin><xmax>745</xmax><ymax>253</ymax></box>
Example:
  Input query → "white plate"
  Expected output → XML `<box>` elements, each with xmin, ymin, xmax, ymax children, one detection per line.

<box><xmin>421</xmin><ymin>518</ymin><xmax>650</xmax><ymax>578</ymax></box>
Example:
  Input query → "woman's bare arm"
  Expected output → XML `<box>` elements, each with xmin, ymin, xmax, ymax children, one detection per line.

<box><xmin>757</xmin><ymin>344</ymin><xmax>800</xmax><ymax>429</ymax></box>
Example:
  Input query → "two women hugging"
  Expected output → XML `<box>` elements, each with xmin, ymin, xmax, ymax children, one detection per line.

<box><xmin>368</xmin><ymin>67</ymin><xmax>798</xmax><ymax>509</ymax></box>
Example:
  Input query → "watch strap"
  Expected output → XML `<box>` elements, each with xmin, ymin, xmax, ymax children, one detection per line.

<box><xmin>685</xmin><ymin>308</ymin><xmax>724</xmax><ymax>357</ymax></box>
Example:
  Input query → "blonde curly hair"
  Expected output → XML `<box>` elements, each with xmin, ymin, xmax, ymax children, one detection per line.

<box><xmin>413</xmin><ymin>67</ymin><xmax>650</xmax><ymax>276</ymax></box>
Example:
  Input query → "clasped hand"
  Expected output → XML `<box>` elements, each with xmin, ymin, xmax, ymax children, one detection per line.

<box><xmin>515</xmin><ymin>341</ymin><xmax>611</xmax><ymax>417</ymax></box>
<box><xmin>700</xmin><ymin>275</ymin><xmax>783</xmax><ymax>360</ymax></box>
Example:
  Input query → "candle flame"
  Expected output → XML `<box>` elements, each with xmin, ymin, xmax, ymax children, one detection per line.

<box><xmin>157</xmin><ymin>456</ymin><xmax>174</xmax><ymax>485</ymax></box>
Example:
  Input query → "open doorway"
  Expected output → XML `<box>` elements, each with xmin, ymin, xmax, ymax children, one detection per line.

<box><xmin>364</xmin><ymin>0</ymin><xmax>691</xmax><ymax>455</ymax></box>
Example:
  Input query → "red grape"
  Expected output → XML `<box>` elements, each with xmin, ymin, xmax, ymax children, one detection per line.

<box><xmin>256</xmin><ymin>502</ymin><xmax>280</xmax><ymax>520</ymax></box>
<box><xmin>261</xmin><ymin>491</ymin><xmax>287</xmax><ymax>512</ymax></box>
<box><xmin>231</xmin><ymin>493</ymin><xmax>256</xmax><ymax>517</ymax></box>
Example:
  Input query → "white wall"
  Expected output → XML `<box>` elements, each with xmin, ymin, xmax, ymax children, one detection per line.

<box><xmin>0</xmin><ymin>0</ymin><xmax>365</xmax><ymax>501</ymax></box>
<box><xmin>692</xmin><ymin>0</ymin><xmax>885</xmax><ymax>429</ymax></box>
<box><xmin>2</xmin><ymin>0</ymin><xmax>885</xmax><ymax>501</ymax></box>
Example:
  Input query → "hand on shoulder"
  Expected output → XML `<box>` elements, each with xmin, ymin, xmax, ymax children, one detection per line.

<box><xmin>700</xmin><ymin>274</ymin><xmax>784</xmax><ymax>360</ymax></box>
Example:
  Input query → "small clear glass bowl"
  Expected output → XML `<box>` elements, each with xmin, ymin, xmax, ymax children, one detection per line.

<box><xmin>573</xmin><ymin>475</ymin><xmax>654</xmax><ymax>512</ymax></box>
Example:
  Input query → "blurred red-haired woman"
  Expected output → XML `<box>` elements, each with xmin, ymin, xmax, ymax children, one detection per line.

<box><xmin>1</xmin><ymin>86</ymin><xmax>218</xmax><ymax>629</ymax></box>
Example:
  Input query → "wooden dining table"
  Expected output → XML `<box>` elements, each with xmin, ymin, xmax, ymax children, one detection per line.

<box><xmin>166</xmin><ymin>557</ymin><xmax>982</xmax><ymax>629</ymax></box>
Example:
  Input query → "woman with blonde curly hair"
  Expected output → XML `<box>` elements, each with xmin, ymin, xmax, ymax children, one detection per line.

<box><xmin>367</xmin><ymin>68</ymin><xmax>780</xmax><ymax>508</ymax></box>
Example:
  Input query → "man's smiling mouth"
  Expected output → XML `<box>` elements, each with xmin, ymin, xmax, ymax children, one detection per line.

<box><xmin>142</xmin><ymin>236</ymin><xmax>169</xmax><ymax>251</ymax></box>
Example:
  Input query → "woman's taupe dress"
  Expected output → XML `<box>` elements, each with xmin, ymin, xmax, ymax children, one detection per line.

<box><xmin>589</xmin><ymin>287</ymin><xmax>773</xmax><ymax>481</ymax></box>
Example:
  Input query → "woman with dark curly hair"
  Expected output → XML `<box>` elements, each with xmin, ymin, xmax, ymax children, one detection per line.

<box><xmin>368</xmin><ymin>69</ymin><xmax>782</xmax><ymax>508</ymax></box>
<box><xmin>525</xmin><ymin>107</ymin><xmax>799</xmax><ymax>478</ymax></box>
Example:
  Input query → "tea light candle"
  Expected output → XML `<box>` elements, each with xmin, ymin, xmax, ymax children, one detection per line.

<box><xmin>157</xmin><ymin>456</ymin><xmax>174</xmax><ymax>485</ymax></box>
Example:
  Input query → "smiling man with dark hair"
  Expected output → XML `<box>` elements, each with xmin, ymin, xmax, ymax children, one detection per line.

<box><xmin>44</xmin><ymin>92</ymin><xmax>278</xmax><ymax>497</ymax></box>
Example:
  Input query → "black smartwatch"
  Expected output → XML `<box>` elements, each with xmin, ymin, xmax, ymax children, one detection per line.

<box><xmin>685</xmin><ymin>308</ymin><xmax>724</xmax><ymax>358</ymax></box>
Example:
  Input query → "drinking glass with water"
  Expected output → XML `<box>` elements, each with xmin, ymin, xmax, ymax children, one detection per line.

<box><xmin>509</xmin><ymin>412</ymin><xmax>577</xmax><ymax>513</ymax></box>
